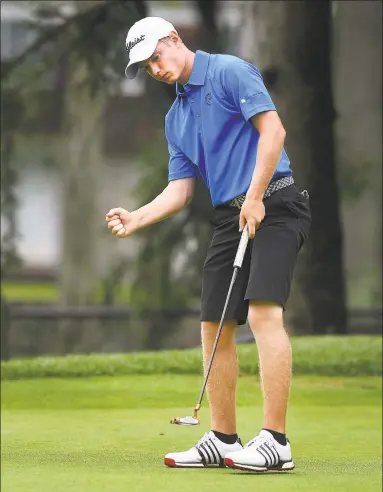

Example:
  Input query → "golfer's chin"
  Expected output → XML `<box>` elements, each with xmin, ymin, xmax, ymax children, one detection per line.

<box><xmin>162</xmin><ymin>74</ymin><xmax>176</xmax><ymax>84</ymax></box>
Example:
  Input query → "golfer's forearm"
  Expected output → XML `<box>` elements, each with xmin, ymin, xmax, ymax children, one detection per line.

<box><xmin>246</xmin><ymin>129</ymin><xmax>285</xmax><ymax>201</ymax></box>
<box><xmin>132</xmin><ymin>182</ymin><xmax>192</xmax><ymax>228</ymax></box>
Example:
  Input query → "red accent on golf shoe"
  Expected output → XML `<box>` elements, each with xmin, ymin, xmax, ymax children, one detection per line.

<box><xmin>224</xmin><ymin>458</ymin><xmax>235</xmax><ymax>468</ymax></box>
<box><xmin>164</xmin><ymin>458</ymin><xmax>176</xmax><ymax>467</ymax></box>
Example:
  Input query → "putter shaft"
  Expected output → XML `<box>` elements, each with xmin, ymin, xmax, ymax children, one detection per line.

<box><xmin>171</xmin><ymin>226</ymin><xmax>249</xmax><ymax>425</ymax></box>
<box><xmin>194</xmin><ymin>226</ymin><xmax>249</xmax><ymax>417</ymax></box>
<box><xmin>195</xmin><ymin>267</ymin><xmax>239</xmax><ymax>414</ymax></box>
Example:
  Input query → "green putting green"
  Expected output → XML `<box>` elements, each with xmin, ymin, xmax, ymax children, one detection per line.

<box><xmin>1</xmin><ymin>375</ymin><xmax>382</xmax><ymax>492</ymax></box>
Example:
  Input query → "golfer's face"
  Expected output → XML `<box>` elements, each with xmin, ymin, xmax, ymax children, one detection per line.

<box><xmin>139</xmin><ymin>39</ymin><xmax>182</xmax><ymax>84</ymax></box>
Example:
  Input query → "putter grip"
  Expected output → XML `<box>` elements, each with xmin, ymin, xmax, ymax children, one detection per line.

<box><xmin>233</xmin><ymin>225</ymin><xmax>249</xmax><ymax>268</ymax></box>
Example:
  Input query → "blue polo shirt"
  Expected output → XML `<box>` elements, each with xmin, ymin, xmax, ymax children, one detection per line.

<box><xmin>165</xmin><ymin>50</ymin><xmax>292</xmax><ymax>207</ymax></box>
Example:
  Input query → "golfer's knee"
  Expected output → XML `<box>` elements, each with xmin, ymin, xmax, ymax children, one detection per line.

<box><xmin>201</xmin><ymin>320</ymin><xmax>236</xmax><ymax>349</ymax></box>
<box><xmin>248</xmin><ymin>301</ymin><xmax>284</xmax><ymax>333</ymax></box>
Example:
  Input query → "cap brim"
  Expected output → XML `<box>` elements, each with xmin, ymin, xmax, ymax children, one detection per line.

<box><xmin>125</xmin><ymin>62</ymin><xmax>139</xmax><ymax>80</ymax></box>
<box><xmin>124</xmin><ymin>39</ymin><xmax>158</xmax><ymax>79</ymax></box>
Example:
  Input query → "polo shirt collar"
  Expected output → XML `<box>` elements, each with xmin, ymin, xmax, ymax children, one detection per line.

<box><xmin>176</xmin><ymin>50</ymin><xmax>209</xmax><ymax>96</ymax></box>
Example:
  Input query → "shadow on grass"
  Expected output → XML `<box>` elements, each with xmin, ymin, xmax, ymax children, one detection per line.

<box><xmin>229</xmin><ymin>471</ymin><xmax>296</xmax><ymax>476</ymax></box>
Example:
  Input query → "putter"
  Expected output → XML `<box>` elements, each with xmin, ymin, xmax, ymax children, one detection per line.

<box><xmin>171</xmin><ymin>224</ymin><xmax>250</xmax><ymax>426</ymax></box>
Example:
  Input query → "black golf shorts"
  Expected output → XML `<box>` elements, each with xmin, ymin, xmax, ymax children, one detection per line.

<box><xmin>201</xmin><ymin>184</ymin><xmax>311</xmax><ymax>325</ymax></box>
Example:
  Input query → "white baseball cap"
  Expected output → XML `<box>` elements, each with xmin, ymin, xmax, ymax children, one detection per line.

<box><xmin>125</xmin><ymin>17</ymin><xmax>177</xmax><ymax>79</ymax></box>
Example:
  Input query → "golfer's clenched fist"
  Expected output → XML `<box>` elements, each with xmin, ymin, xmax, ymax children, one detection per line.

<box><xmin>106</xmin><ymin>207</ymin><xmax>139</xmax><ymax>238</ymax></box>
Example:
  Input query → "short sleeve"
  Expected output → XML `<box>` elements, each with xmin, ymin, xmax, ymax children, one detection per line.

<box><xmin>168</xmin><ymin>142</ymin><xmax>198</xmax><ymax>182</ymax></box>
<box><xmin>221</xmin><ymin>59</ymin><xmax>276</xmax><ymax>121</ymax></box>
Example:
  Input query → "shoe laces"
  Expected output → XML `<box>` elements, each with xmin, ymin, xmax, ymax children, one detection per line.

<box><xmin>246</xmin><ymin>435</ymin><xmax>272</xmax><ymax>449</ymax></box>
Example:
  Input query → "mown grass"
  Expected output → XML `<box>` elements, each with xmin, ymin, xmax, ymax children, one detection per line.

<box><xmin>1</xmin><ymin>374</ymin><xmax>382</xmax><ymax>492</ymax></box>
<box><xmin>1</xmin><ymin>281</ymin><xmax>131</xmax><ymax>304</ymax></box>
<box><xmin>2</xmin><ymin>336</ymin><xmax>381</xmax><ymax>380</ymax></box>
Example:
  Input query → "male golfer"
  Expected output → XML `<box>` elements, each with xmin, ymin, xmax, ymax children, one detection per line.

<box><xmin>106</xmin><ymin>17</ymin><xmax>311</xmax><ymax>472</ymax></box>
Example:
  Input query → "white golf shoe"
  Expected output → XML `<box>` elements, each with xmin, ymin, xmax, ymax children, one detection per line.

<box><xmin>164</xmin><ymin>431</ymin><xmax>243</xmax><ymax>468</ymax></box>
<box><xmin>224</xmin><ymin>430</ymin><xmax>295</xmax><ymax>472</ymax></box>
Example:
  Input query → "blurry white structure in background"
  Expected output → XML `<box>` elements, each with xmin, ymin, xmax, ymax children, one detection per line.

<box><xmin>218</xmin><ymin>0</ymin><xmax>257</xmax><ymax>60</ymax></box>
<box><xmin>1</xmin><ymin>1</ymin><xmax>35</xmax><ymax>59</ymax></box>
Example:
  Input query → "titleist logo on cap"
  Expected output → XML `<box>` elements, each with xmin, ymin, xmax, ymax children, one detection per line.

<box><xmin>126</xmin><ymin>34</ymin><xmax>145</xmax><ymax>56</ymax></box>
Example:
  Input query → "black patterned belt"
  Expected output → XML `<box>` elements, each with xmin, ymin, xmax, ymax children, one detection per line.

<box><xmin>225</xmin><ymin>176</ymin><xmax>294</xmax><ymax>209</ymax></box>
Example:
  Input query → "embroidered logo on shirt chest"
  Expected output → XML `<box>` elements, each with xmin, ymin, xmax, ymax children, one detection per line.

<box><xmin>205</xmin><ymin>92</ymin><xmax>212</xmax><ymax>106</ymax></box>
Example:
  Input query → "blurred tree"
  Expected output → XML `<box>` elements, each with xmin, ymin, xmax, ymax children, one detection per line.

<box><xmin>0</xmin><ymin>295</ymin><xmax>11</xmax><ymax>361</ymax></box>
<box><xmin>57</xmin><ymin>1</ymin><xmax>106</xmax><ymax>309</ymax></box>
<box><xmin>243</xmin><ymin>0</ymin><xmax>347</xmax><ymax>333</ymax></box>
<box><xmin>0</xmin><ymin>108</ymin><xmax>23</xmax><ymax>276</ymax></box>
<box><xmin>1</xmin><ymin>54</ymin><xmax>27</xmax><ymax>277</ymax></box>
<box><xmin>1</xmin><ymin>0</ymin><xmax>148</xmax><ymax>351</ymax></box>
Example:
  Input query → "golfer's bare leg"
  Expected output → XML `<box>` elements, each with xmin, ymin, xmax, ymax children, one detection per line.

<box><xmin>247</xmin><ymin>301</ymin><xmax>292</xmax><ymax>434</ymax></box>
<box><xmin>201</xmin><ymin>321</ymin><xmax>238</xmax><ymax>435</ymax></box>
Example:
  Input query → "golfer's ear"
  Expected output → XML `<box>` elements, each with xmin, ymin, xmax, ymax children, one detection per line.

<box><xmin>170</xmin><ymin>32</ymin><xmax>181</xmax><ymax>46</ymax></box>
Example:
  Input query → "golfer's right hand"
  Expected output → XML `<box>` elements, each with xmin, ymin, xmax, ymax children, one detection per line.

<box><xmin>105</xmin><ymin>207</ymin><xmax>139</xmax><ymax>238</ymax></box>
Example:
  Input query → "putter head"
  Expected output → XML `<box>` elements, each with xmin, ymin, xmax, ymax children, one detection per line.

<box><xmin>170</xmin><ymin>416</ymin><xmax>200</xmax><ymax>426</ymax></box>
